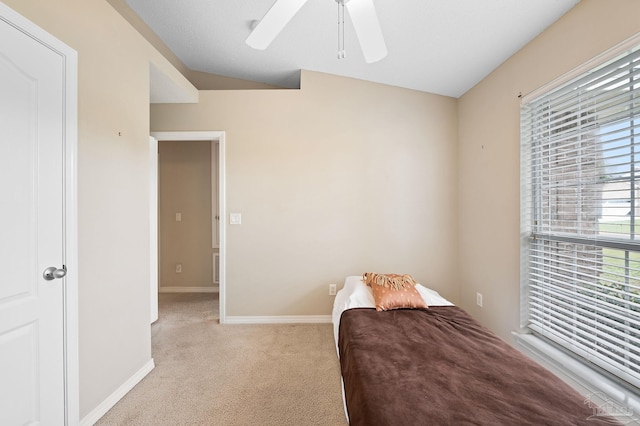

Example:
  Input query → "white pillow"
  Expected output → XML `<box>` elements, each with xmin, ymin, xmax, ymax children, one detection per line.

<box><xmin>337</xmin><ymin>275</ymin><xmax>453</xmax><ymax>309</ymax></box>
<box><xmin>332</xmin><ymin>275</ymin><xmax>454</xmax><ymax>351</ymax></box>
<box><xmin>342</xmin><ymin>276</ymin><xmax>375</xmax><ymax>308</ymax></box>
<box><xmin>415</xmin><ymin>284</ymin><xmax>454</xmax><ymax>306</ymax></box>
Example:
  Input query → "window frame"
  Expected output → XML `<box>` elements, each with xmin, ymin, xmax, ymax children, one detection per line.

<box><xmin>520</xmin><ymin>34</ymin><xmax>640</xmax><ymax>394</ymax></box>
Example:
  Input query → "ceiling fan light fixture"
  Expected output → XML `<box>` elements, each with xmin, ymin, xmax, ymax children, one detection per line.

<box><xmin>246</xmin><ymin>0</ymin><xmax>387</xmax><ymax>63</ymax></box>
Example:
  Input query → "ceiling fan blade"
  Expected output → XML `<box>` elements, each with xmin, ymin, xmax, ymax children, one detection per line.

<box><xmin>345</xmin><ymin>0</ymin><xmax>387</xmax><ymax>63</ymax></box>
<box><xmin>246</xmin><ymin>0</ymin><xmax>309</xmax><ymax>50</ymax></box>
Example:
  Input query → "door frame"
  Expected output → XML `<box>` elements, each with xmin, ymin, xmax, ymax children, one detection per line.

<box><xmin>149</xmin><ymin>136</ymin><xmax>159</xmax><ymax>323</ymax></box>
<box><xmin>0</xmin><ymin>3</ymin><xmax>79</xmax><ymax>424</ymax></box>
<box><xmin>150</xmin><ymin>131</ymin><xmax>227</xmax><ymax>323</ymax></box>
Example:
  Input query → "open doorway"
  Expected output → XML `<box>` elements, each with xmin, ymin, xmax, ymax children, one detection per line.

<box><xmin>150</xmin><ymin>131</ymin><xmax>226</xmax><ymax>324</ymax></box>
<box><xmin>158</xmin><ymin>140</ymin><xmax>216</xmax><ymax>292</ymax></box>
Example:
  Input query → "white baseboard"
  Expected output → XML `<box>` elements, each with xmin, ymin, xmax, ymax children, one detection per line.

<box><xmin>80</xmin><ymin>358</ymin><xmax>155</xmax><ymax>426</ymax></box>
<box><xmin>225</xmin><ymin>315</ymin><xmax>331</xmax><ymax>324</ymax></box>
<box><xmin>159</xmin><ymin>286</ymin><xmax>219</xmax><ymax>293</ymax></box>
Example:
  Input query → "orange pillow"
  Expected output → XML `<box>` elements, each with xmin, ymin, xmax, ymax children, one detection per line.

<box><xmin>363</xmin><ymin>273</ymin><xmax>428</xmax><ymax>311</ymax></box>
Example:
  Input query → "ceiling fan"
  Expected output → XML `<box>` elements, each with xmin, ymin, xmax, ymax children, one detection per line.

<box><xmin>246</xmin><ymin>0</ymin><xmax>387</xmax><ymax>63</ymax></box>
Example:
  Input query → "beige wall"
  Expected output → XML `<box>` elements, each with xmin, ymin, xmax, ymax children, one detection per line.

<box><xmin>159</xmin><ymin>141</ymin><xmax>214</xmax><ymax>289</ymax></box>
<box><xmin>457</xmin><ymin>0</ymin><xmax>640</xmax><ymax>341</ymax></box>
<box><xmin>0</xmin><ymin>0</ymin><xmax>190</xmax><ymax>418</ymax></box>
<box><xmin>152</xmin><ymin>70</ymin><xmax>459</xmax><ymax>316</ymax></box>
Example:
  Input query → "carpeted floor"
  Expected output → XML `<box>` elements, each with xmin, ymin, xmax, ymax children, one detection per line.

<box><xmin>96</xmin><ymin>293</ymin><xmax>347</xmax><ymax>425</ymax></box>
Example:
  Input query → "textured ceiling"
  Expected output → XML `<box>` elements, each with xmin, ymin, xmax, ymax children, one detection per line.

<box><xmin>127</xmin><ymin>0</ymin><xmax>580</xmax><ymax>98</ymax></box>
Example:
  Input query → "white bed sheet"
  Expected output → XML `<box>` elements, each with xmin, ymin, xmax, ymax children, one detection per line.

<box><xmin>331</xmin><ymin>275</ymin><xmax>454</xmax><ymax>350</ymax></box>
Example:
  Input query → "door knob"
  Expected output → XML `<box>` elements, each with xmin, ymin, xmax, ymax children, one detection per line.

<box><xmin>43</xmin><ymin>265</ymin><xmax>67</xmax><ymax>281</ymax></box>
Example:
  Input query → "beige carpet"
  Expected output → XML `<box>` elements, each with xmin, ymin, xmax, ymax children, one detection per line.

<box><xmin>96</xmin><ymin>293</ymin><xmax>347</xmax><ymax>425</ymax></box>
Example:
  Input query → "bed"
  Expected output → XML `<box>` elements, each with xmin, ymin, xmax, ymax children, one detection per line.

<box><xmin>332</xmin><ymin>275</ymin><xmax>621</xmax><ymax>426</ymax></box>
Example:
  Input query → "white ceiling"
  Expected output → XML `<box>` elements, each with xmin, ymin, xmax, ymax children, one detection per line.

<box><xmin>127</xmin><ymin>0</ymin><xmax>580</xmax><ymax>98</ymax></box>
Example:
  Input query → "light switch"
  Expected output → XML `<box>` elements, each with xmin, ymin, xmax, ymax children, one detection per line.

<box><xmin>230</xmin><ymin>213</ymin><xmax>242</xmax><ymax>225</ymax></box>
<box><xmin>175</xmin><ymin>212</ymin><xmax>182</xmax><ymax>222</ymax></box>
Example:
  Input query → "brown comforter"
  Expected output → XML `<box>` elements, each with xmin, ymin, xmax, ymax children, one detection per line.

<box><xmin>338</xmin><ymin>307</ymin><xmax>621</xmax><ymax>426</ymax></box>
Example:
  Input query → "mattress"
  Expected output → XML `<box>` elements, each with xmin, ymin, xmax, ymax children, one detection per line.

<box><xmin>333</xmin><ymin>276</ymin><xmax>621</xmax><ymax>425</ymax></box>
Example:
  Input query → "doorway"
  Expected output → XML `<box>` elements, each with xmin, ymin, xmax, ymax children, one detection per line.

<box><xmin>150</xmin><ymin>132</ymin><xmax>226</xmax><ymax>323</ymax></box>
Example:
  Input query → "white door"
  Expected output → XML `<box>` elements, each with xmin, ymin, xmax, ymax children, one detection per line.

<box><xmin>0</xmin><ymin>10</ymin><xmax>68</xmax><ymax>425</ymax></box>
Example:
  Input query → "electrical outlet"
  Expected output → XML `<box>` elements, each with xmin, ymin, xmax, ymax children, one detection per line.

<box><xmin>476</xmin><ymin>292</ymin><xmax>483</xmax><ymax>308</ymax></box>
<box><xmin>176</xmin><ymin>263</ymin><xmax>182</xmax><ymax>273</ymax></box>
<box><xmin>329</xmin><ymin>283</ymin><xmax>337</xmax><ymax>296</ymax></box>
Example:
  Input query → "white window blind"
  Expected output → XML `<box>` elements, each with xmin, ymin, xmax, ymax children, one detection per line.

<box><xmin>521</xmin><ymin>45</ymin><xmax>640</xmax><ymax>389</ymax></box>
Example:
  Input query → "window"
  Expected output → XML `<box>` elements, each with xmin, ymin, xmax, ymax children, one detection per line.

<box><xmin>521</xmin><ymin>45</ymin><xmax>640</xmax><ymax>390</ymax></box>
